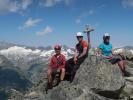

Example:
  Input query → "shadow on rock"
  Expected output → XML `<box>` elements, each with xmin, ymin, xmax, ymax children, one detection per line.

<box><xmin>91</xmin><ymin>85</ymin><xmax>126</xmax><ymax>99</ymax></box>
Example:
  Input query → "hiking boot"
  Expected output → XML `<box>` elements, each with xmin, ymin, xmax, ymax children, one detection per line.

<box><xmin>70</xmin><ymin>73</ymin><xmax>75</xmax><ymax>83</ymax></box>
<box><xmin>123</xmin><ymin>71</ymin><xmax>131</xmax><ymax>77</ymax></box>
<box><xmin>48</xmin><ymin>82</ymin><xmax>53</xmax><ymax>89</ymax></box>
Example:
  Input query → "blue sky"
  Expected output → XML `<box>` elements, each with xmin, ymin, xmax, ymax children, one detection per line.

<box><xmin>0</xmin><ymin>0</ymin><xmax>133</xmax><ymax>48</ymax></box>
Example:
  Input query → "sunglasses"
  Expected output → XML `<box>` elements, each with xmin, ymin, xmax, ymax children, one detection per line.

<box><xmin>77</xmin><ymin>36</ymin><xmax>83</xmax><ymax>38</ymax></box>
<box><xmin>105</xmin><ymin>37</ymin><xmax>110</xmax><ymax>39</ymax></box>
<box><xmin>54</xmin><ymin>48</ymin><xmax>61</xmax><ymax>51</ymax></box>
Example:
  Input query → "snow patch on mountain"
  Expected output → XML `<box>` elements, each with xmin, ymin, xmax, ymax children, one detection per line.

<box><xmin>0</xmin><ymin>46</ymin><xmax>41</xmax><ymax>56</ymax></box>
<box><xmin>0</xmin><ymin>46</ymin><xmax>74</xmax><ymax>59</ymax></box>
<box><xmin>40</xmin><ymin>49</ymin><xmax>74</xmax><ymax>59</ymax></box>
<box><xmin>130</xmin><ymin>50</ymin><xmax>133</xmax><ymax>54</ymax></box>
<box><xmin>114</xmin><ymin>48</ymin><xmax>124</xmax><ymax>54</ymax></box>
<box><xmin>40</xmin><ymin>50</ymin><xmax>54</xmax><ymax>57</ymax></box>
<box><xmin>67</xmin><ymin>49</ymin><xmax>75</xmax><ymax>54</ymax></box>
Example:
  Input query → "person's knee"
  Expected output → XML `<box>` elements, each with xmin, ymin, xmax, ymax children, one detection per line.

<box><xmin>118</xmin><ymin>60</ymin><xmax>123</xmax><ymax>64</ymax></box>
<box><xmin>118</xmin><ymin>61</ymin><xmax>121</xmax><ymax>65</ymax></box>
<box><xmin>118</xmin><ymin>60</ymin><xmax>125</xmax><ymax>67</ymax></box>
<box><xmin>61</xmin><ymin>68</ymin><xmax>65</xmax><ymax>73</ymax></box>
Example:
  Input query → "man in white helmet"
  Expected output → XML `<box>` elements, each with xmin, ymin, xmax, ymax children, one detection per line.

<box><xmin>66</xmin><ymin>32</ymin><xmax>89</xmax><ymax>82</ymax></box>
<box><xmin>74</xmin><ymin>32</ymin><xmax>89</xmax><ymax>63</ymax></box>
<box><xmin>98</xmin><ymin>33</ymin><xmax>129</xmax><ymax>76</ymax></box>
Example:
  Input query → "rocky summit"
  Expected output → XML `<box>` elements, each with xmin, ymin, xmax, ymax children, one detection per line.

<box><xmin>13</xmin><ymin>55</ymin><xmax>133</xmax><ymax>100</ymax></box>
<box><xmin>0</xmin><ymin>44</ymin><xmax>133</xmax><ymax>100</ymax></box>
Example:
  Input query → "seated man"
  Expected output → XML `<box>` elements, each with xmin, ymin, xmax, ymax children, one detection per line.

<box><xmin>98</xmin><ymin>33</ymin><xmax>127</xmax><ymax>76</ymax></box>
<box><xmin>47</xmin><ymin>45</ymin><xmax>66</xmax><ymax>88</ymax></box>
<box><xmin>66</xmin><ymin>32</ymin><xmax>89</xmax><ymax>82</ymax></box>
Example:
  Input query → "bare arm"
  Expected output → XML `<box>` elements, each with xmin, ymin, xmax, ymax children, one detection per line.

<box><xmin>48</xmin><ymin>57</ymin><xmax>53</xmax><ymax>70</ymax></box>
<box><xmin>74</xmin><ymin>49</ymin><xmax>79</xmax><ymax>59</ymax></box>
<box><xmin>111</xmin><ymin>49</ymin><xmax>115</xmax><ymax>55</ymax></box>
<box><xmin>73</xmin><ymin>49</ymin><xmax>79</xmax><ymax>64</ymax></box>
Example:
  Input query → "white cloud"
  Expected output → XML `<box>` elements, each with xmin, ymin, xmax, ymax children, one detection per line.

<box><xmin>75</xmin><ymin>10</ymin><xmax>95</xmax><ymax>24</ymax></box>
<box><xmin>0</xmin><ymin>0</ymin><xmax>32</xmax><ymax>15</ymax></box>
<box><xmin>88</xmin><ymin>10</ymin><xmax>94</xmax><ymax>15</ymax></box>
<box><xmin>122</xmin><ymin>0</ymin><xmax>133</xmax><ymax>8</ymax></box>
<box><xmin>36</xmin><ymin>26</ymin><xmax>53</xmax><ymax>36</ymax></box>
<box><xmin>75</xmin><ymin>19</ymin><xmax>81</xmax><ymax>24</ymax></box>
<box><xmin>19</xmin><ymin>18</ymin><xmax>42</xmax><ymax>30</ymax></box>
<box><xmin>21</xmin><ymin>0</ymin><xmax>32</xmax><ymax>10</ymax></box>
<box><xmin>39</xmin><ymin>0</ymin><xmax>61</xmax><ymax>7</ymax></box>
<box><xmin>39</xmin><ymin>0</ymin><xmax>71</xmax><ymax>7</ymax></box>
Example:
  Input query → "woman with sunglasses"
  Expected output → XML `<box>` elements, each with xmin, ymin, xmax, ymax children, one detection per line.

<box><xmin>98</xmin><ymin>33</ymin><xmax>127</xmax><ymax>76</ymax></box>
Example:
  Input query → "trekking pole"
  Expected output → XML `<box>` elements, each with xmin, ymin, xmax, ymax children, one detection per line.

<box><xmin>83</xmin><ymin>24</ymin><xmax>94</xmax><ymax>48</ymax></box>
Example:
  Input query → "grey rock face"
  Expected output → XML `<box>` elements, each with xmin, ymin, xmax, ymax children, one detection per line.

<box><xmin>123</xmin><ymin>59</ymin><xmax>133</xmax><ymax>99</ymax></box>
<box><xmin>73</xmin><ymin>56</ymin><xmax>123</xmax><ymax>91</ymax></box>
<box><xmin>5</xmin><ymin>47</ymin><xmax>133</xmax><ymax>100</ymax></box>
<box><xmin>23</xmin><ymin>55</ymin><xmax>125</xmax><ymax>100</ymax></box>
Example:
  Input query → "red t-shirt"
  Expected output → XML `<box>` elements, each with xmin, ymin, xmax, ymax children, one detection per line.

<box><xmin>76</xmin><ymin>40</ymin><xmax>89</xmax><ymax>55</ymax></box>
<box><xmin>81</xmin><ymin>40</ymin><xmax>88</xmax><ymax>48</ymax></box>
<box><xmin>49</xmin><ymin>54</ymin><xmax>66</xmax><ymax>69</ymax></box>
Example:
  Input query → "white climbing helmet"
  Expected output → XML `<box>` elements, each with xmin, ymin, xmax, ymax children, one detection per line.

<box><xmin>76</xmin><ymin>32</ymin><xmax>83</xmax><ymax>37</ymax></box>
<box><xmin>103</xmin><ymin>33</ymin><xmax>110</xmax><ymax>38</ymax></box>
